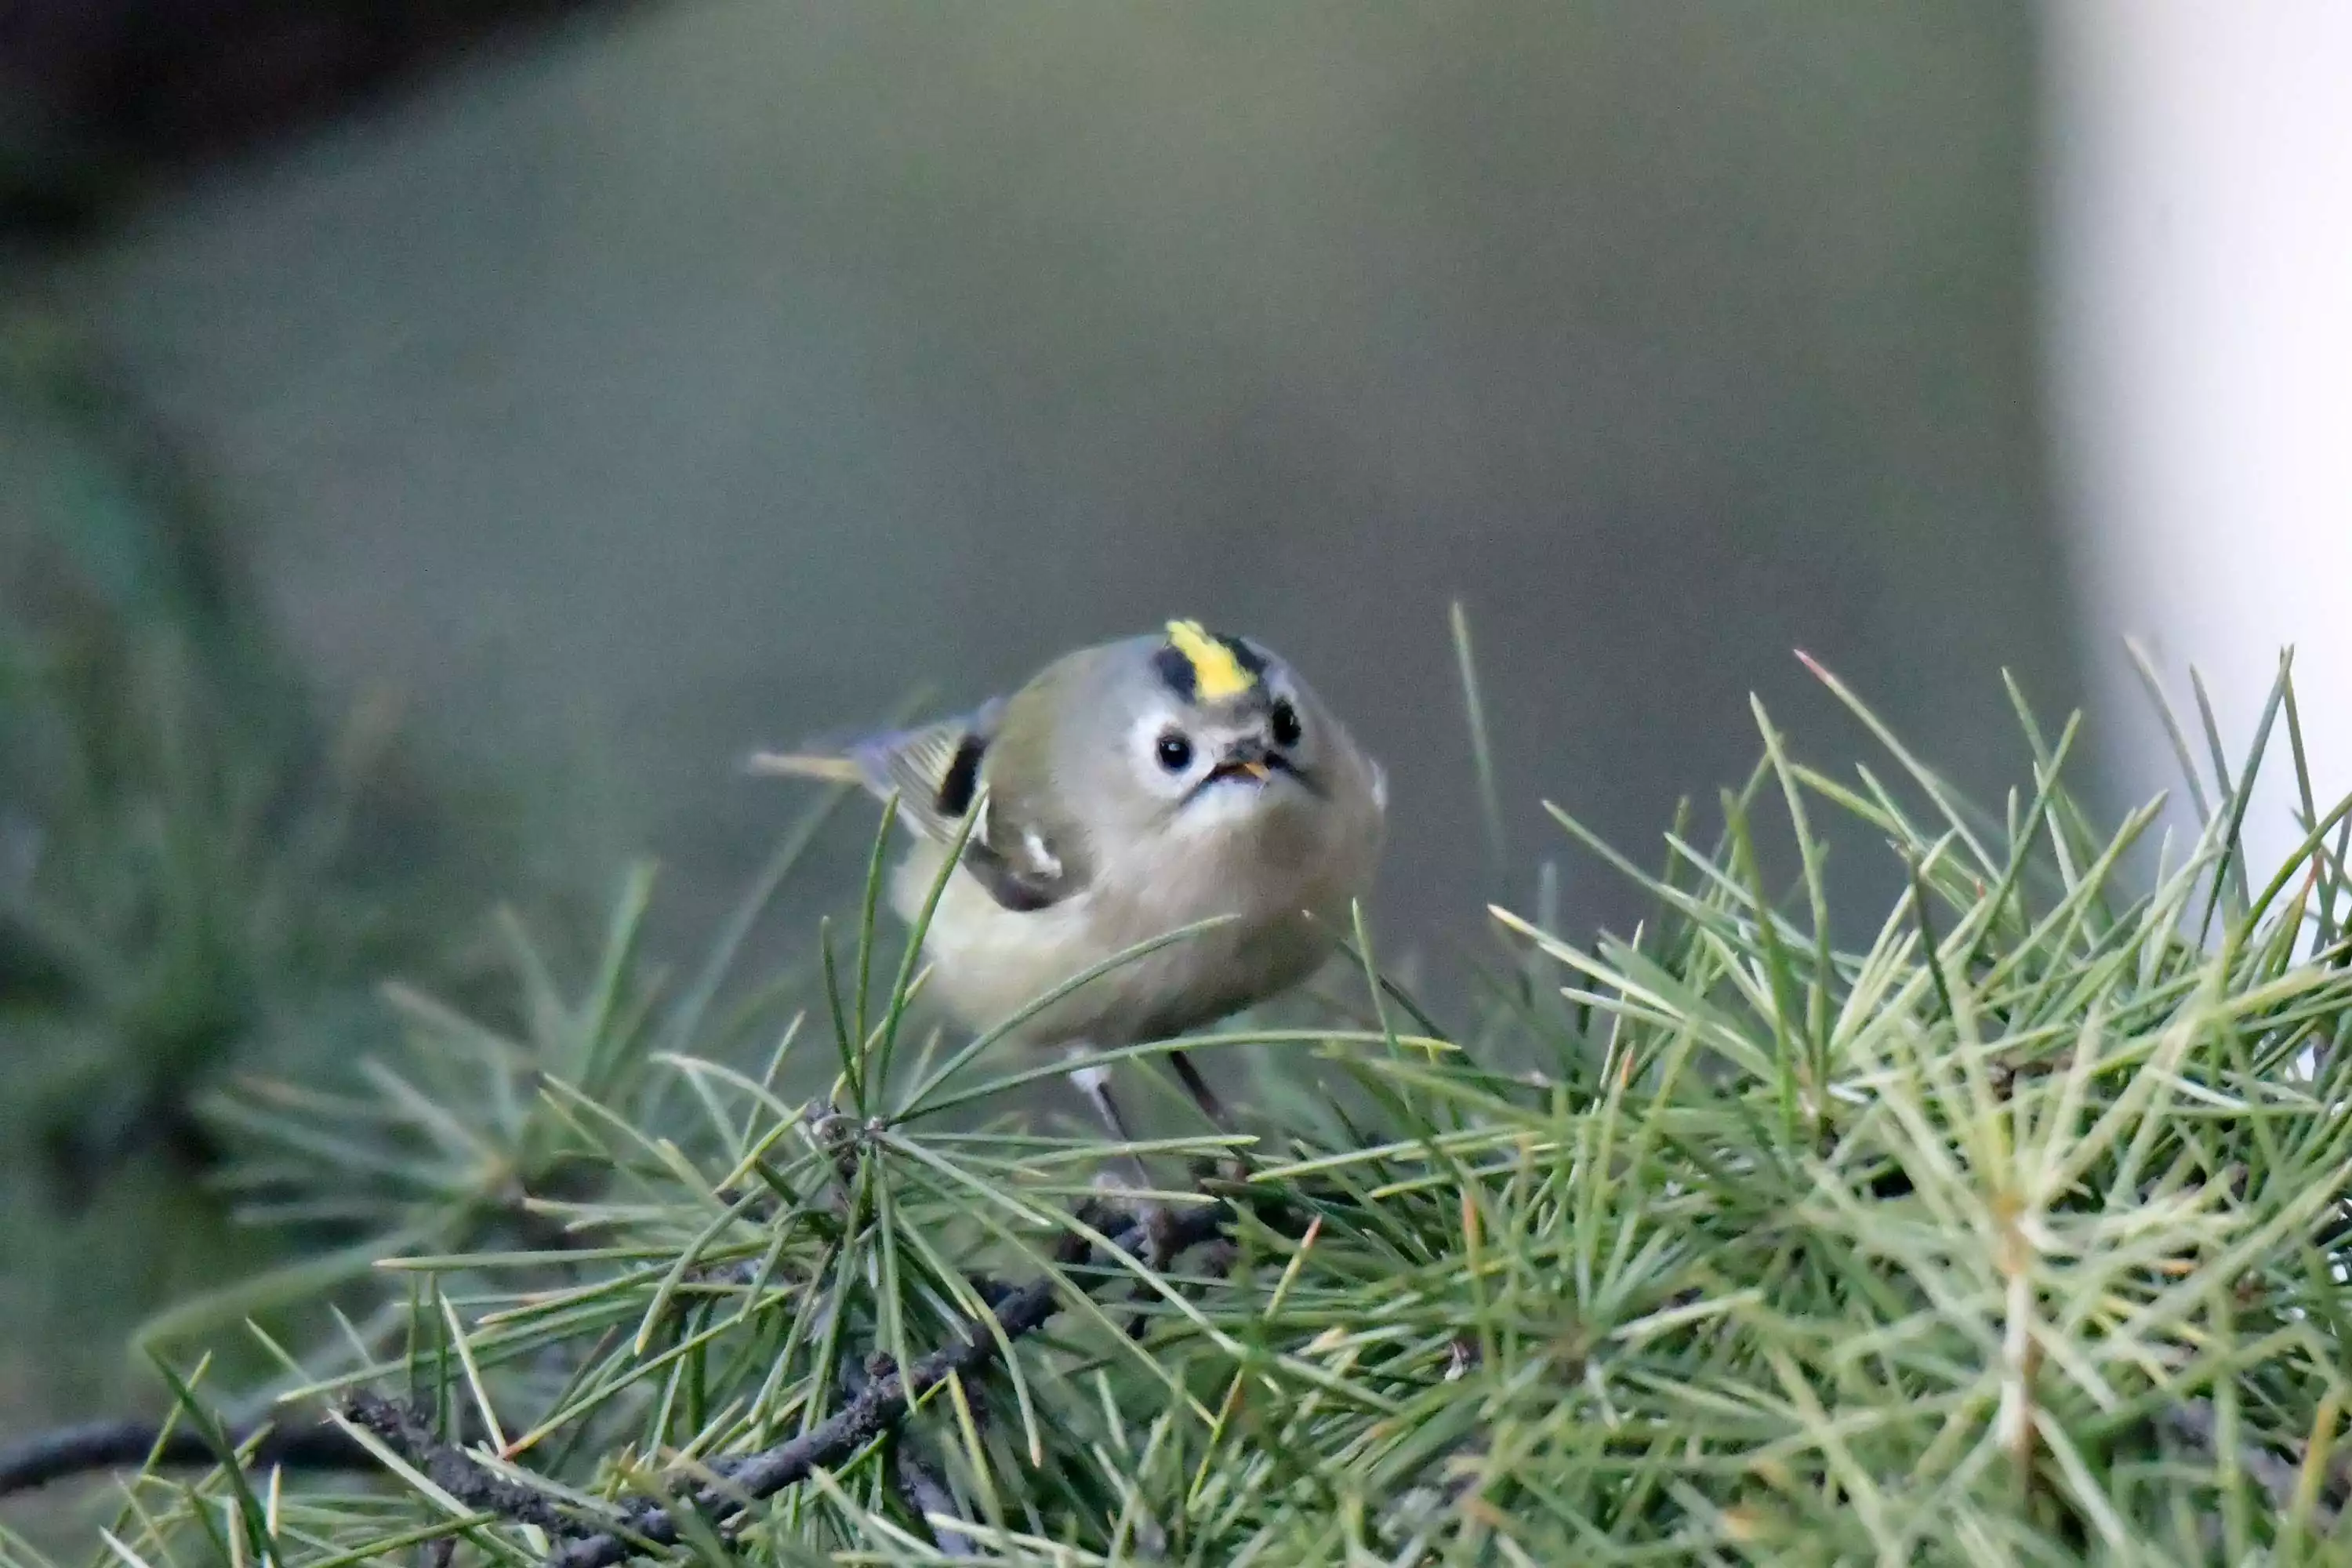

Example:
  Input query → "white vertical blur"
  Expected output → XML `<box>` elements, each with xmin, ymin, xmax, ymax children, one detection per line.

<box><xmin>2042</xmin><ymin>3</ymin><xmax>2352</xmax><ymax>877</ymax></box>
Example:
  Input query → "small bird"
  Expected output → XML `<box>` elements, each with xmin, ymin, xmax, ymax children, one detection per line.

<box><xmin>754</xmin><ymin>619</ymin><xmax>1386</xmax><ymax>1145</ymax></box>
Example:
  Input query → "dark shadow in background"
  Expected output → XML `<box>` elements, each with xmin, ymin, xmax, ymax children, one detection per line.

<box><xmin>1</xmin><ymin>0</ymin><xmax>630</xmax><ymax>237</ymax></box>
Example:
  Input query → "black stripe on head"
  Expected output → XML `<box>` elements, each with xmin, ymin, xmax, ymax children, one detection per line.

<box><xmin>935</xmin><ymin>732</ymin><xmax>986</xmax><ymax>818</ymax></box>
<box><xmin>1217</xmin><ymin>633</ymin><xmax>1269</xmax><ymax>679</ymax></box>
<box><xmin>1151</xmin><ymin>644</ymin><xmax>1198</xmax><ymax>700</ymax></box>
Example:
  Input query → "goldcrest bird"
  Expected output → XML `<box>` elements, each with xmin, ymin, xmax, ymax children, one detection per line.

<box><xmin>754</xmin><ymin>619</ymin><xmax>1386</xmax><ymax>1144</ymax></box>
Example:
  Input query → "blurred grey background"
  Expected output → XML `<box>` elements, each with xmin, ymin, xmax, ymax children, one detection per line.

<box><xmin>2</xmin><ymin>0</ymin><xmax>2075</xmax><ymax>1430</ymax></box>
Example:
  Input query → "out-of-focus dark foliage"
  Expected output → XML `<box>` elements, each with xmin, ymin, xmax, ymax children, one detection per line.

<box><xmin>0</xmin><ymin>319</ymin><xmax>516</xmax><ymax>1419</ymax></box>
<box><xmin>0</xmin><ymin>0</ymin><xmax>623</xmax><ymax>235</ymax></box>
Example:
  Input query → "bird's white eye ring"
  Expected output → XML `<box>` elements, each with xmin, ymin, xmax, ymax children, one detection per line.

<box><xmin>1155</xmin><ymin>731</ymin><xmax>1195</xmax><ymax>772</ymax></box>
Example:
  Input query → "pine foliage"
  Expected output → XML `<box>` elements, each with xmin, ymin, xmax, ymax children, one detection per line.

<box><xmin>9</xmin><ymin>652</ymin><xmax>2352</xmax><ymax>1566</ymax></box>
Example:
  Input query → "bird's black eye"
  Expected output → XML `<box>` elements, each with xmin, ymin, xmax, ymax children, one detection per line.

<box><xmin>1269</xmin><ymin>699</ymin><xmax>1303</xmax><ymax>749</ymax></box>
<box><xmin>1155</xmin><ymin>731</ymin><xmax>1195</xmax><ymax>772</ymax></box>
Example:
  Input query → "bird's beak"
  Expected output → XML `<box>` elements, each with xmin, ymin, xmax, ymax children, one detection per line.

<box><xmin>1186</xmin><ymin>739</ymin><xmax>1316</xmax><ymax>804</ymax></box>
<box><xmin>1201</xmin><ymin>741</ymin><xmax>1276</xmax><ymax>789</ymax></box>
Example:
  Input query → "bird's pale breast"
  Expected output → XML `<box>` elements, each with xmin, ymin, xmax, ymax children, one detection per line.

<box><xmin>891</xmin><ymin>796</ymin><xmax>1374</xmax><ymax>1049</ymax></box>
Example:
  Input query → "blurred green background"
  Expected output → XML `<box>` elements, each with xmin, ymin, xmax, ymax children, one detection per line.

<box><xmin>2</xmin><ymin>1</ymin><xmax>2076</xmax><ymax>1443</ymax></box>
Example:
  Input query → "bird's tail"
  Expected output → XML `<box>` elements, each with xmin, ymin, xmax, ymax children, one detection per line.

<box><xmin>745</xmin><ymin>750</ymin><xmax>866</xmax><ymax>784</ymax></box>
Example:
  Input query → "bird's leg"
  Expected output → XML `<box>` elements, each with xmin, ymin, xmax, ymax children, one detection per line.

<box><xmin>1166</xmin><ymin>1048</ymin><xmax>1229</xmax><ymax>1131</ymax></box>
<box><xmin>1168</xmin><ymin>1047</ymin><xmax>1252</xmax><ymax>1181</ymax></box>
<box><xmin>1064</xmin><ymin>1045</ymin><xmax>1156</xmax><ymax>1200</ymax></box>
<box><xmin>1065</xmin><ymin>1045</ymin><xmax>1187</xmax><ymax>1323</ymax></box>
<box><xmin>1066</xmin><ymin>1048</ymin><xmax>1137</xmax><ymax>1143</ymax></box>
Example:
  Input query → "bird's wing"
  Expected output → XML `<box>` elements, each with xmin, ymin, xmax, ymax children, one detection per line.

<box><xmin>753</xmin><ymin>699</ymin><xmax>1083</xmax><ymax>913</ymax></box>
<box><xmin>753</xmin><ymin>699</ymin><xmax>1001</xmax><ymax>840</ymax></box>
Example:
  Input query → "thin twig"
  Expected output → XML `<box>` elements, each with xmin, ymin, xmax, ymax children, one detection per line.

<box><xmin>0</xmin><ymin>1417</ymin><xmax>372</xmax><ymax>1496</ymax></box>
<box><xmin>842</xmin><ymin>1349</ymin><xmax>978</xmax><ymax>1559</ymax></box>
<box><xmin>341</xmin><ymin>1392</ymin><xmax>584</xmax><ymax>1538</ymax></box>
<box><xmin>891</xmin><ymin>1439</ymin><xmax>978</xmax><ymax>1559</ymax></box>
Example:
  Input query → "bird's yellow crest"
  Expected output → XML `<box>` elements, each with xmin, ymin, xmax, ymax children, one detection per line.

<box><xmin>1163</xmin><ymin>619</ymin><xmax>1258</xmax><ymax>702</ymax></box>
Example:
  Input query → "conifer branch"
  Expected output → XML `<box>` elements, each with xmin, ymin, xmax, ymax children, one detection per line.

<box><xmin>543</xmin><ymin>1196</ymin><xmax>1237</xmax><ymax>1568</ymax></box>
